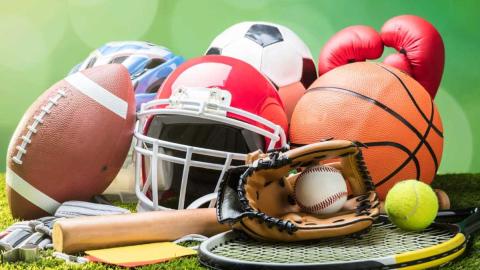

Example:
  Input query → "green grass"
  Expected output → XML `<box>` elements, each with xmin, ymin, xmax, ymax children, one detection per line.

<box><xmin>0</xmin><ymin>174</ymin><xmax>205</xmax><ymax>270</ymax></box>
<box><xmin>1</xmin><ymin>173</ymin><xmax>480</xmax><ymax>269</ymax></box>
<box><xmin>431</xmin><ymin>174</ymin><xmax>480</xmax><ymax>270</ymax></box>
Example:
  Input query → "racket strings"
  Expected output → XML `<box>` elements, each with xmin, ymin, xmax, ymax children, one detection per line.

<box><xmin>209</xmin><ymin>222</ymin><xmax>456</xmax><ymax>263</ymax></box>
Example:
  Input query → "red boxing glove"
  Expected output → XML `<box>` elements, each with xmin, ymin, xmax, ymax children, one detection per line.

<box><xmin>381</xmin><ymin>15</ymin><xmax>445</xmax><ymax>98</ymax></box>
<box><xmin>318</xmin><ymin>25</ymin><xmax>383</xmax><ymax>75</ymax></box>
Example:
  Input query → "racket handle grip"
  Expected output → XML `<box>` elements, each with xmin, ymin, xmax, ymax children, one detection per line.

<box><xmin>459</xmin><ymin>208</ymin><xmax>480</xmax><ymax>235</ymax></box>
<box><xmin>436</xmin><ymin>208</ymin><xmax>477</xmax><ymax>219</ymax></box>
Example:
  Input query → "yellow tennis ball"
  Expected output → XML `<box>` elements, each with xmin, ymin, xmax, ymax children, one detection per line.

<box><xmin>384</xmin><ymin>180</ymin><xmax>439</xmax><ymax>231</ymax></box>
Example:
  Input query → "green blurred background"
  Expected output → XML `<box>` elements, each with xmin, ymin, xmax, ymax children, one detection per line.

<box><xmin>0</xmin><ymin>0</ymin><xmax>478</xmax><ymax>173</ymax></box>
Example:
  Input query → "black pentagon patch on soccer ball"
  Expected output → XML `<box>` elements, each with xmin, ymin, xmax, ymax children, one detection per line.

<box><xmin>300</xmin><ymin>58</ymin><xmax>317</xmax><ymax>88</ymax></box>
<box><xmin>245</xmin><ymin>24</ymin><xmax>283</xmax><ymax>47</ymax></box>
<box><xmin>206</xmin><ymin>47</ymin><xmax>222</xmax><ymax>55</ymax></box>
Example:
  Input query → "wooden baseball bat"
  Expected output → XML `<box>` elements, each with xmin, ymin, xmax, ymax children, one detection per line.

<box><xmin>52</xmin><ymin>208</ymin><xmax>228</xmax><ymax>253</ymax></box>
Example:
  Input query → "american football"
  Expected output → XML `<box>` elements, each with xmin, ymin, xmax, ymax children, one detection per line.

<box><xmin>6</xmin><ymin>64</ymin><xmax>136</xmax><ymax>220</ymax></box>
<box><xmin>0</xmin><ymin>2</ymin><xmax>479</xmax><ymax>270</ymax></box>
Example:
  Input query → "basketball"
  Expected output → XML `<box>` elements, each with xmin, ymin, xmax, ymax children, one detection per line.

<box><xmin>290</xmin><ymin>62</ymin><xmax>444</xmax><ymax>199</ymax></box>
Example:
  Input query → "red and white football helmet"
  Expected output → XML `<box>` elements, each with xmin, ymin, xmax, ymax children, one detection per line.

<box><xmin>135</xmin><ymin>55</ymin><xmax>289</xmax><ymax>211</ymax></box>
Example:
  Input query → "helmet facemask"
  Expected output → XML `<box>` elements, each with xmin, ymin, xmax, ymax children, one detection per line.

<box><xmin>135</xmin><ymin>87</ymin><xmax>286</xmax><ymax>211</ymax></box>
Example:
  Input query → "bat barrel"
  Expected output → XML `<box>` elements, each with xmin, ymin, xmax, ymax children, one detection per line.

<box><xmin>53</xmin><ymin>208</ymin><xmax>228</xmax><ymax>253</ymax></box>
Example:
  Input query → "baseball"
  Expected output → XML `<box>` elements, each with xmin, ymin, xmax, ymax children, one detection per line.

<box><xmin>294</xmin><ymin>165</ymin><xmax>348</xmax><ymax>214</ymax></box>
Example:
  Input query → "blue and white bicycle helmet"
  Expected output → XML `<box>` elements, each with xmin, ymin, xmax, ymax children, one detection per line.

<box><xmin>70</xmin><ymin>41</ymin><xmax>184</xmax><ymax>110</ymax></box>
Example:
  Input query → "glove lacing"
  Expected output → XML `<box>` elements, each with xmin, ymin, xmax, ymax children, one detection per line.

<box><xmin>238</xmin><ymin>150</ymin><xmax>298</xmax><ymax>234</ymax></box>
<box><xmin>352</xmin><ymin>145</ymin><xmax>377</xmax><ymax>217</ymax></box>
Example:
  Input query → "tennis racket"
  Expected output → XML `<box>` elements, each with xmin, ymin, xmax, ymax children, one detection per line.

<box><xmin>198</xmin><ymin>207</ymin><xmax>480</xmax><ymax>270</ymax></box>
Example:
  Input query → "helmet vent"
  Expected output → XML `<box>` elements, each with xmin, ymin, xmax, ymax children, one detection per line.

<box><xmin>109</xmin><ymin>56</ymin><xmax>128</xmax><ymax>64</ymax></box>
<box><xmin>145</xmin><ymin>58</ymin><xmax>166</xmax><ymax>69</ymax></box>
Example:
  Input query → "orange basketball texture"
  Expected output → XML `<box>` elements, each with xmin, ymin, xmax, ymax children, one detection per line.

<box><xmin>290</xmin><ymin>62</ymin><xmax>443</xmax><ymax>200</ymax></box>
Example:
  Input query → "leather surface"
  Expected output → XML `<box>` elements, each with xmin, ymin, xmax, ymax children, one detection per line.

<box><xmin>318</xmin><ymin>15</ymin><xmax>444</xmax><ymax>98</ymax></box>
<box><xmin>382</xmin><ymin>53</ymin><xmax>412</xmax><ymax>75</ymax></box>
<box><xmin>277</xmin><ymin>81</ymin><xmax>306</xmax><ymax>122</ymax></box>
<box><xmin>6</xmin><ymin>64</ymin><xmax>136</xmax><ymax>220</ymax></box>
<box><xmin>157</xmin><ymin>55</ymin><xmax>289</xmax><ymax>147</ymax></box>
<box><xmin>381</xmin><ymin>15</ymin><xmax>445</xmax><ymax>98</ymax></box>
<box><xmin>318</xmin><ymin>25</ymin><xmax>383</xmax><ymax>76</ymax></box>
<box><xmin>290</xmin><ymin>62</ymin><xmax>443</xmax><ymax>200</ymax></box>
<box><xmin>217</xmin><ymin>140</ymin><xmax>379</xmax><ymax>242</ymax></box>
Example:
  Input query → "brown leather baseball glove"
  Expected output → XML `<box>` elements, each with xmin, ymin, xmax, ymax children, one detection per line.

<box><xmin>216</xmin><ymin>140</ymin><xmax>380</xmax><ymax>242</ymax></box>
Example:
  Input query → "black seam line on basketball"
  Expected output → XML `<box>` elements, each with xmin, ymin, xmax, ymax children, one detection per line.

<box><xmin>426</xmin><ymin>99</ymin><xmax>440</xmax><ymax>168</ymax></box>
<box><xmin>310</xmin><ymin>87</ymin><xmax>426</xmax><ymax>140</ymax></box>
<box><xmin>309</xmin><ymin>87</ymin><xmax>438</xmax><ymax>184</ymax></box>
<box><xmin>376</xmin><ymin>64</ymin><xmax>443</xmax><ymax>138</ymax></box>
<box><xmin>364</xmin><ymin>141</ymin><xmax>420</xmax><ymax>186</ymax></box>
<box><xmin>376</xmin><ymin>100</ymin><xmax>436</xmax><ymax>186</ymax></box>
<box><xmin>417</xmin><ymin>100</ymin><xmax>439</xmax><ymax>170</ymax></box>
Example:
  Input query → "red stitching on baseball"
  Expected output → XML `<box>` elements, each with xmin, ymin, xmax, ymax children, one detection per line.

<box><xmin>294</xmin><ymin>166</ymin><xmax>346</xmax><ymax>213</ymax></box>
<box><xmin>297</xmin><ymin>191</ymin><xmax>347</xmax><ymax>213</ymax></box>
<box><xmin>300</xmin><ymin>166</ymin><xmax>339</xmax><ymax>176</ymax></box>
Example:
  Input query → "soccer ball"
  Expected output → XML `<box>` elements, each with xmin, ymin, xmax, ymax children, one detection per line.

<box><xmin>206</xmin><ymin>21</ymin><xmax>317</xmax><ymax>120</ymax></box>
